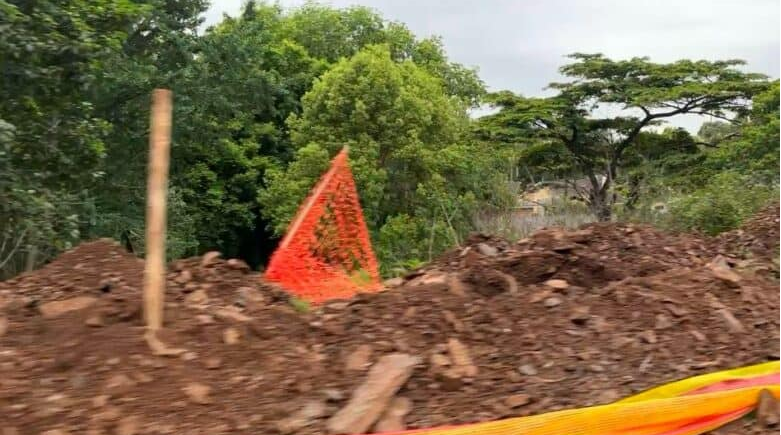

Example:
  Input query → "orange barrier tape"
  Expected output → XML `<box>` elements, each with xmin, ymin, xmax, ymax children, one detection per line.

<box><xmin>358</xmin><ymin>361</ymin><xmax>779</xmax><ymax>435</ymax></box>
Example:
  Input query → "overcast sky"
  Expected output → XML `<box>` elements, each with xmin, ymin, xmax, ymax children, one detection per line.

<box><xmin>204</xmin><ymin>0</ymin><xmax>780</xmax><ymax>131</ymax></box>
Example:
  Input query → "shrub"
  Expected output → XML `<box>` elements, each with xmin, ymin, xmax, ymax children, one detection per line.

<box><xmin>665</xmin><ymin>172</ymin><xmax>778</xmax><ymax>236</ymax></box>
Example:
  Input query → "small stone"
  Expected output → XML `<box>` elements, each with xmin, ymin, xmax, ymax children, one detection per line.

<box><xmin>443</xmin><ymin>310</ymin><xmax>464</xmax><ymax>332</ymax></box>
<box><xmin>383</xmin><ymin>277</ymin><xmax>404</xmax><ymax>288</ymax></box>
<box><xmin>717</xmin><ymin>309</ymin><xmax>745</xmax><ymax>333</ymax></box>
<box><xmin>430</xmin><ymin>353</ymin><xmax>451</xmax><ymax>367</ymax></box>
<box><xmin>107</xmin><ymin>357</ymin><xmax>120</xmax><ymax>365</ymax></box>
<box><xmin>416</xmin><ymin>272</ymin><xmax>448</xmax><ymax>287</ymax></box>
<box><xmin>133</xmin><ymin>372</ymin><xmax>153</xmax><ymax>384</ymax></box>
<box><xmin>518</xmin><ymin>364</ymin><xmax>538</xmax><ymax>376</ymax></box>
<box><xmin>447</xmin><ymin>274</ymin><xmax>469</xmax><ymax>297</ymax></box>
<box><xmin>447</xmin><ymin>338</ymin><xmax>477</xmax><ymax>377</ymax></box>
<box><xmin>436</xmin><ymin>368</ymin><xmax>464</xmax><ymax>391</ymax></box>
<box><xmin>373</xmin><ymin>397</ymin><xmax>412</xmax><ymax>433</ymax></box>
<box><xmin>708</xmin><ymin>255</ymin><xmax>741</xmax><ymax>286</ymax></box>
<box><xmin>596</xmin><ymin>389</ymin><xmax>621</xmax><ymax>404</ymax></box>
<box><xmin>543</xmin><ymin>297</ymin><xmax>562</xmax><ymax>308</ymax></box>
<box><xmin>569</xmin><ymin>306</ymin><xmax>590</xmax><ymax>325</ymax></box>
<box><xmin>116</xmin><ymin>416</ymin><xmax>140</xmax><ymax>435</ymax></box>
<box><xmin>544</xmin><ymin>279</ymin><xmax>569</xmax><ymax>290</ymax></box>
<box><xmin>185</xmin><ymin>289</ymin><xmax>208</xmax><ymax>306</ymax></box>
<box><xmin>223</xmin><ymin>328</ymin><xmax>240</xmax><ymax>345</ymax></box>
<box><xmin>236</xmin><ymin>287</ymin><xmax>265</xmax><ymax>306</ymax></box>
<box><xmin>476</xmin><ymin>243</ymin><xmax>499</xmax><ymax>257</ymax></box>
<box><xmin>104</xmin><ymin>374</ymin><xmax>136</xmax><ymax>396</ymax></box>
<box><xmin>175</xmin><ymin>270</ymin><xmax>192</xmax><ymax>284</ymax></box>
<box><xmin>639</xmin><ymin>330</ymin><xmax>657</xmax><ymax>344</ymax></box>
<box><xmin>504</xmin><ymin>394</ymin><xmax>531</xmax><ymax>408</ymax></box>
<box><xmin>589</xmin><ymin>364</ymin><xmax>605</xmax><ymax>373</ymax></box>
<box><xmin>41</xmin><ymin>430</ymin><xmax>70</xmax><ymax>435</ymax></box>
<box><xmin>85</xmin><ymin>315</ymin><xmax>103</xmax><ymax>327</ymax></box>
<box><xmin>654</xmin><ymin>313</ymin><xmax>673</xmax><ymax>330</ymax></box>
<box><xmin>205</xmin><ymin>357</ymin><xmax>222</xmax><ymax>370</ymax></box>
<box><xmin>552</xmin><ymin>244</ymin><xmax>577</xmax><ymax>252</ymax></box>
<box><xmin>181</xmin><ymin>352</ymin><xmax>198</xmax><ymax>361</ymax></box>
<box><xmin>665</xmin><ymin>303</ymin><xmax>689</xmax><ymax>317</ymax></box>
<box><xmin>39</xmin><ymin>296</ymin><xmax>97</xmax><ymax>318</ymax></box>
<box><xmin>345</xmin><ymin>344</ymin><xmax>373</xmax><ymax>371</ymax></box>
<box><xmin>201</xmin><ymin>251</ymin><xmax>221</xmax><ymax>267</ymax></box>
<box><xmin>183</xmin><ymin>382</ymin><xmax>212</xmax><ymax>404</ymax></box>
<box><xmin>757</xmin><ymin>388</ymin><xmax>779</xmax><ymax>427</ymax></box>
<box><xmin>195</xmin><ymin>314</ymin><xmax>215</xmax><ymax>324</ymax></box>
<box><xmin>226</xmin><ymin>258</ymin><xmax>250</xmax><ymax>272</ymax></box>
<box><xmin>322</xmin><ymin>388</ymin><xmax>345</xmax><ymax>402</ymax></box>
<box><xmin>92</xmin><ymin>395</ymin><xmax>109</xmax><ymax>407</ymax></box>
<box><xmin>689</xmin><ymin>330</ymin><xmax>707</xmax><ymax>341</ymax></box>
<box><xmin>0</xmin><ymin>316</ymin><xmax>8</xmax><ymax>337</ymax></box>
<box><xmin>275</xmin><ymin>400</ymin><xmax>326</xmax><ymax>434</ymax></box>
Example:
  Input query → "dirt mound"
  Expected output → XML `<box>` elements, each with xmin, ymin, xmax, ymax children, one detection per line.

<box><xmin>0</xmin><ymin>221</ymin><xmax>779</xmax><ymax>434</ymax></box>
<box><xmin>718</xmin><ymin>202</ymin><xmax>780</xmax><ymax>261</ymax></box>
<box><xmin>431</xmin><ymin>222</ymin><xmax>714</xmax><ymax>290</ymax></box>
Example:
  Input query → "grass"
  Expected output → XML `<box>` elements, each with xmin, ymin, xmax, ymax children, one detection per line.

<box><xmin>288</xmin><ymin>297</ymin><xmax>311</xmax><ymax>313</ymax></box>
<box><xmin>473</xmin><ymin>200</ymin><xmax>595</xmax><ymax>241</ymax></box>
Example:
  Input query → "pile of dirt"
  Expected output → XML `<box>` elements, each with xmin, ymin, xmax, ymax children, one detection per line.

<box><xmin>716</xmin><ymin>202</ymin><xmax>780</xmax><ymax>264</ymax></box>
<box><xmin>0</xmin><ymin>219</ymin><xmax>778</xmax><ymax>434</ymax></box>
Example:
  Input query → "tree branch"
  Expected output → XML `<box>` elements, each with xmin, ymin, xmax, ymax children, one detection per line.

<box><xmin>0</xmin><ymin>229</ymin><xmax>27</xmax><ymax>271</ymax></box>
<box><xmin>693</xmin><ymin>132</ymin><xmax>740</xmax><ymax>148</ymax></box>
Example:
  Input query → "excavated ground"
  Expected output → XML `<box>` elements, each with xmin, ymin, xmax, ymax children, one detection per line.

<box><xmin>0</xmin><ymin>205</ymin><xmax>778</xmax><ymax>434</ymax></box>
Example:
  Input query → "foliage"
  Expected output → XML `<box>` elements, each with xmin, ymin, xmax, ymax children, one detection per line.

<box><xmin>664</xmin><ymin>172</ymin><xmax>778</xmax><ymax>236</ymax></box>
<box><xmin>87</xmin><ymin>1</ymin><xmax>484</xmax><ymax>268</ymax></box>
<box><xmin>288</xmin><ymin>296</ymin><xmax>311</xmax><ymax>313</ymax></box>
<box><xmin>259</xmin><ymin>45</ymin><xmax>508</xmax><ymax>275</ymax></box>
<box><xmin>278</xmin><ymin>1</ymin><xmax>485</xmax><ymax>105</ymax></box>
<box><xmin>702</xmin><ymin>81</ymin><xmax>780</xmax><ymax>183</ymax></box>
<box><xmin>0</xmin><ymin>0</ymin><xmax>148</xmax><ymax>275</ymax></box>
<box><xmin>478</xmin><ymin>54</ymin><xmax>771</xmax><ymax>220</ymax></box>
<box><xmin>618</xmin><ymin>81</ymin><xmax>780</xmax><ymax>232</ymax></box>
<box><xmin>2</xmin><ymin>0</ymin><xmax>777</xmax><ymax>280</ymax></box>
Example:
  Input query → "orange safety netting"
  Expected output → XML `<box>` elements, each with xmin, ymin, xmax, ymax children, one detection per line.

<box><xmin>264</xmin><ymin>147</ymin><xmax>382</xmax><ymax>303</ymax></box>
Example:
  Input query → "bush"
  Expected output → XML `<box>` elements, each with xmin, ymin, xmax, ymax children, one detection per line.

<box><xmin>665</xmin><ymin>172</ymin><xmax>778</xmax><ymax>236</ymax></box>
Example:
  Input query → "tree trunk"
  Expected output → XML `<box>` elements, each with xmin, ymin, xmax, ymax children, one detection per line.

<box><xmin>588</xmin><ymin>187</ymin><xmax>612</xmax><ymax>222</ymax></box>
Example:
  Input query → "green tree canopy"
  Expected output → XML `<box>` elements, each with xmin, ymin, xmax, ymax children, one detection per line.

<box><xmin>0</xmin><ymin>0</ymin><xmax>147</xmax><ymax>275</ymax></box>
<box><xmin>478</xmin><ymin>54</ymin><xmax>771</xmax><ymax>220</ymax></box>
<box><xmin>259</xmin><ymin>45</ymin><xmax>509</xmax><ymax>273</ymax></box>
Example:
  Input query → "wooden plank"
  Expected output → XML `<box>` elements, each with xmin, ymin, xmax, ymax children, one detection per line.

<box><xmin>143</xmin><ymin>89</ymin><xmax>172</xmax><ymax>331</ymax></box>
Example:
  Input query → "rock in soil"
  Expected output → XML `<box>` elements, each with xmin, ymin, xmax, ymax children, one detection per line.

<box><xmin>756</xmin><ymin>389</ymin><xmax>780</xmax><ymax>427</ymax></box>
<box><xmin>327</xmin><ymin>353</ymin><xmax>420</xmax><ymax>434</ymax></box>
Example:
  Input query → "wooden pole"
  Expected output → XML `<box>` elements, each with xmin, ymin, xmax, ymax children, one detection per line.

<box><xmin>144</xmin><ymin>89</ymin><xmax>172</xmax><ymax>331</ymax></box>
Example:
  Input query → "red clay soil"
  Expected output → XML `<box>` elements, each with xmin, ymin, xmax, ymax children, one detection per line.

<box><xmin>0</xmin><ymin>210</ymin><xmax>778</xmax><ymax>435</ymax></box>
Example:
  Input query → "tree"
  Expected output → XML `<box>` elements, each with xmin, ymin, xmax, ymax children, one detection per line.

<box><xmin>478</xmin><ymin>54</ymin><xmax>770</xmax><ymax>220</ymax></box>
<box><xmin>88</xmin><ymin>1</ymin><xmax>485</xmax><ymax>267</ymax></box>
<box><xmin>0</xmin><ymin>0</ymin><xmax>146</xmax><ymax>275</ymax></box>
<box><xmin>278</xmin><ymin>1</ymin><xmax>485</xmax><ymax>105</ymax></box>
<box><xmin>87</xmin><ymin>0</ymin><xmax>210</xmax><ymax>260</ymax></box>
<box><xmin>259</xmin><ymin>45</ymin><xmax>509</xmax><ymax>273</ymax></box>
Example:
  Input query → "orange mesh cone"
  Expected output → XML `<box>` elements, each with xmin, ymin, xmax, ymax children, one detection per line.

<box><xmin>264</xmin><ymin>147</ymin><xmax>382</xmax><ymax>303</ymax></box>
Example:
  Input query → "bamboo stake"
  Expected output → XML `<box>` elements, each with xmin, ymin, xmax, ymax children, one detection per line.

<box><xmin>143</xmin><ymin>89</ymin><xmax>172</xmax><ymax>331</ymax></box>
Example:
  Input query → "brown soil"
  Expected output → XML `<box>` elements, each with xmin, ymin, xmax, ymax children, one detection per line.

<box><xmin>0</xmin><ymin>209</ymin><xmax>778</xmax><ymax>435</ymax></box>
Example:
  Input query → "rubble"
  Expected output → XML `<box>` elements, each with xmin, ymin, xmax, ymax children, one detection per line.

<box><xmin>0</xmin><ymin>206</ymin><xmax>778</xmax><ymax>434</ymax></box>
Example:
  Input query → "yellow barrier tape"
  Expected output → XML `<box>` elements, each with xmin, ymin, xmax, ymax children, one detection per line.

<box><xmin>619</xmin><ymin>360</ymin><xmax>780</xmax><ymax>403</ymax></box>
<box><xmin>371</xmin><ymin>361</ymin><xmax>779</xmax><ymax>435</ymax></box>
